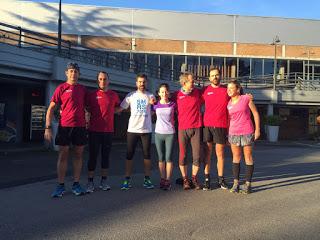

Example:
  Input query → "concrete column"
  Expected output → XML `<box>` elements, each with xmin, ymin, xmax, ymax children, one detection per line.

<box><xmin>233</xmin><ymin>42</ymin><xmax>237</xmax><ymax>55</ymax></box>
<box><xmin>16</xmin><ymin>88</ymin><xmax>24</xmax><ymax>143</ymax></box>
<box><xmin>183</xmin><ymin>41</ymin><xmax>187</xmax><ymax>54</ymax></box>
<box><xmin>45</xmin><ymin>80</ymin><xmax>56</xmax><ymax>106</ymax></box>
<box><xmin>267</xmin><ymin>104</ymin><xmax>274</xmax><ymax>116</ymax></box>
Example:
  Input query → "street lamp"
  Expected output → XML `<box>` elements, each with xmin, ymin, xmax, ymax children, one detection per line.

<box><xmin>271</xmin><ymin>35</ymin><xmax>280</xmax><ymax>90</ymax></box>
<box><xmin>58</xmin><ymin>0</ymin><xmax>62</xmax><ymax>54</ymax></box>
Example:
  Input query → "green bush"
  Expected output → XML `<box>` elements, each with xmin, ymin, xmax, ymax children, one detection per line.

<box><xmin>265</xmin><ymin>115</ymin><xmax>282</xmax><ymax>126</ymax></box>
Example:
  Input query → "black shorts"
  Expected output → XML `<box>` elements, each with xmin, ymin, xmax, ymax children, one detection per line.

<box><xmin>126</xmin><ymin>132</ymin><xmax>151</xmax><ymax>160</ymax></box>
<box><xmin>55</xmin><ymin>126</ymin><xmax>87</xmax><ymax>146</ymax></box>
<box><xmin>203</xmin><ymin>127</ymin><xmax>227</xmax><ymax>144</ymax></box>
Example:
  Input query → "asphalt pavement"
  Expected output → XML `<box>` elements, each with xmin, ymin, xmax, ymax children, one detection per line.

<box><xmin>0</xmin><ymin>142</ymin><xmax>320</xmax><ymax>239</ymax></box>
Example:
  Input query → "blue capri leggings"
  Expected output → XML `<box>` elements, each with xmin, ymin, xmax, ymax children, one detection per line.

<box><xmin>154</xmin><ymin>133</ymin><xmax>175</xmax><ymax>162</ymax></box>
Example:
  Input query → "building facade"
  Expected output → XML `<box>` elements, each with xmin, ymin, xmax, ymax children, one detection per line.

<box><xmin>0</xmin><ymin>1</ymin><xmax>320</xmax><ymax>143</ymax></box>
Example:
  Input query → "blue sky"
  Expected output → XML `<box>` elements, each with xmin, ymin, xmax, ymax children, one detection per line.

<box><xmin>24</xmin><ymin>0</ymin><xmax>320</xmax><ymax>20</ymax></box>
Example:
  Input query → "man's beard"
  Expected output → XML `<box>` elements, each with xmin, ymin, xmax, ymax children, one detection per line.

<box><xmin>212</xmin><ymin>79</ymin><xmax>220</xmax><ymax>86</ymax></box>
<box><xmin>138</xmin><ymin>86</ymin><xmax>145</xmax><ymax>91</ymax></box>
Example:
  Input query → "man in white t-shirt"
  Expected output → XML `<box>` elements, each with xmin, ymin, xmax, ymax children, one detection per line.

<box><xmin>119</xmin><ymin>73</ymin><xmax>155</xmax><ymax>190</ymax></box>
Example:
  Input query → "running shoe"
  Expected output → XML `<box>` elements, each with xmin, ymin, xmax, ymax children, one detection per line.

<box><xmin>240</xmin><ymin>182</ymin><xmax>252</xmax><ymax>194</ymax></box>
<box><xmin>163</xmin><ymin>180</ymin><xmax>171</xmax><ymax>191</ymax></box>
<box><xmin>86</xmin><ymin>181</ymin><xmax>95</xmax><ymax>193</ymax></box>
<box><xmin>202</xmin><ymin>178</ymin><xmax>211</xmax><ymax>191</ymax></box>
<box><xmin>159</xmin><ymin>178</ymin><xmax>166</xmax><ymax>189</ymax></box>
<box><xmin>183</xmin><ymin>178</ymin><xmax>191</xmax><ymax>190</ymax></box>
<box><xmin>230</xmin><ymin>182</ymin><xmax>240</xmax><ymax>193</ymax></box>
<box><xmin>218</xmin><ymin>178</ymin><xmax>229</xmax><ymax>190</ymax></box>
<box><xmin>192</xmin><ymin>176</ymin><xmax>202</xmax><ymax>190</ymax></box>
<box><xmin>99</xmin><ymin>179</ymin><xmax>111</xmax><ymax>191</ymax></box>
<box><xmin>143</xmin><ymin>178</ymin><xmax>154</xmax><ymax>189</ymax></box>
<box><xmin>71</xmin><ymin>183</ymin><xmax>86</xmax><ymax>196</ymax></box>
<box><xmin>51</xmin><ymin>184</ymin><xmax>66</xmax><ymax>198</ymax></box>
<box><xmin>121</xmin><ymin>179</ymin><xmax>132</xmax><ymax>190</ymax></box>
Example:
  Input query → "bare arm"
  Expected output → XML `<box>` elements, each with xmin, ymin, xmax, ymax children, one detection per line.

<box><xmin>248</xmin><ymin>100</ymin><xmax>260</xmax><ymax>140</ymax></box>
<box><xmin>115</xmin><ymin>106</ymin><xmax>125</xmax><ymax>114</ymax></box>
<box><xmin>44</xmin><ymin>102</ymin><xmax>56</xmax><ymax>143</ymax></box>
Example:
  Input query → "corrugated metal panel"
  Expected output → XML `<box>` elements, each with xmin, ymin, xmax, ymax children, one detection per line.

<box><xmin>236</xmin><ymin>16</ymin><xmax>320</xmax><ymax>45</ymax></box>
<box><xmin>1</xmin><ymin>1</ymin><xmax>320</xmax><ymax>46</ymax></box>
<box><xmin>132</xmin><ymin>10</ymin><xmax>234</xmax><ymax>41</ymax></box>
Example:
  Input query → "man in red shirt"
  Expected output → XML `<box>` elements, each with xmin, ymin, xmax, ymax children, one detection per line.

<box><xmin>85</xmin><ymin>71</ymin><xmax>120</xmax><ymax>193</ymax></box>
<box><xmin>44</xmin><ymin>62</ymin><xmax>87</xmax><ymax>198</ymax></box>
<box><xmin>202</xmin><ymin>68</ymin><xmax>230</xmax><ymax>190</ymax></box>
<box><xmin>175</xmin><ymin>73</ymin><xmax>203</xmax><ymax>190</ymax></box>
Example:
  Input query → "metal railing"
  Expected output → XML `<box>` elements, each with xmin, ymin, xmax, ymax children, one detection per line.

<box><xmin>1</xmin><ymin>21</ymin><xmax>320</xmax><ymax>90</ymax></box>
<box><xmin>195</xmin><ymin>72</ymin><xmax>320</xmax><ymax>91</ymax></box>
<box><xmin>0</xmin><ymin>21</ymin><xmax>173</xmax><ymax>81</ymax></box>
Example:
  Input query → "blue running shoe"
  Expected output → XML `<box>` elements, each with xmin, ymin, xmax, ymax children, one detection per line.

<box><xmin>72</xmin><ymin>183</ymin><xmax>86</xmax><ymax>196</ymax></box>
<box><xmin>143</xmin><ymin>178</ymin><xmax>154</xmax><ymax>189</ymax></box>
<box><xmin>121</xmin><ymin>179</ymin><xmax>132</xmax><ymax>190</ymax></box>
<box><xmin>51</xmin><ymin>184</ymin><xmax>65</xmax><ymax>198</ymax></box>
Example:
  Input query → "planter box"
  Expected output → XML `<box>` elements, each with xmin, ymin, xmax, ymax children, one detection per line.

<box><xmin>267</xmin><ymin>125</ymin><xmax>279</xmax><ymax>142</ymax></box>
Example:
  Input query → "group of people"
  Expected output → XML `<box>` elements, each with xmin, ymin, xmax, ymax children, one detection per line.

<box><xmin>44</xmin><ymin>62</ymin><xmax>260</xmax><ymax>198</ymax></box>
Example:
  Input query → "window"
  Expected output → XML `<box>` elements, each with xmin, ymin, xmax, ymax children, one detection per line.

<box><xmin>172</xmin><ymin>55</ymin><xmax>186</xmax><ymax>81</ymax></box>
<box><xmin>132</xmin><ymin>53</ymin><xmax>146</xmax><ymax>74</ymax></box>
<box><xmin>160</xmin><ymin>55</ymin><xmax>172</xmax><ymax>80</ymax></box>
<box><xmin>238</xmin><ymin>58</ymin><xmax>250</xmax><ymax>77</ymax></box>
<box><xmin>252</xmin><ymin>59</ymin><xmax>263</xmax><ymax>77</ymax></box>
<box><xmin>146</xmin><ymin>54</ymin><xmax>159</xmax><ymax>78</ymax></box>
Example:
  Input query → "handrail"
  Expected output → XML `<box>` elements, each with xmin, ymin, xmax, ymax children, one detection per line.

<box><xmin>0</xmin><ymin>21</ymin><xmax>173</xmax><ymax>81</ymax></box>
<box><xmin>1</xmin><ymin>21</ymin><xmax>320</xmax><ymax>90</ymax></box>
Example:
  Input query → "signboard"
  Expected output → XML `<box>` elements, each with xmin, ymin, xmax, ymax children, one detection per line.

<box><xmin>30</xmin><ymin>105</ymin><xmax>46</xmax><ymax>140</ymax></box>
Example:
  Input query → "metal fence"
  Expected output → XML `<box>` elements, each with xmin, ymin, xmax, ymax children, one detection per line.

<box><xmin>1</xmin><ymin>21</ymin><xmax>320</xmax><ymax>90</ymax></box>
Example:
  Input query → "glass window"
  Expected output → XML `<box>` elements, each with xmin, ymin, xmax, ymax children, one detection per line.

<box><xmin>210</xmin><ymin>57</ymin><xmax>224</xmax><ymax>79</ymax></box>
<box><xmin>226</xmin><ymin>58</ymin><xmax>237</xmax><ymax>79</ymax></box>
<box><xmin>108</xmin><ymin>52</ymin><xmax>130</xmax><ymax>71</ymax></box>
<box><xmin>200</xmin><ymin>56</ymin><xmax>211</xmax><ymax>79</ymax></box>
<box><xmin>277</xmin><ymin>60</ymin><xmax>287</xmax><ymax>80</ymax></box>
<box><xmin>264</xmin><ymin>59</ymin><xmax>274</xmax><ymax>77</ymax></box>
<box><xmin>132</xmin><ymin>53</ymin><xmax>146</xmax><ymax>74</ymax></box>
<box><xmin>186</xmin><ymin>56</ymin><xmax>199</xmax><ymax>77</ymax></box>
<box><xmin>172</xmin><ymin>55</ymin><xmax>186</xmax><ymax>81</ymax></box>
<box><xmin>252</xmin><ymin>59</ymin><xmax>263</xmax><ymax>77</ymax></box>
<box><xmin>146</xmin><ymin>54</ymin><xmax>159</xmax><ymax>78</ymax></box>
<box><xmin>289</xmin><ymin>60</ymin><xmax>303</xmax><ymax>73</ymax></box>
<box><xmin>160</xmin><ymin>55</ymin><xmax>172</xmax><ymax>80</ymax></box>
<box><xmin>238</xmin><ymin>58</ymin><xmax>250</xmax><ymax>77</ymax></box>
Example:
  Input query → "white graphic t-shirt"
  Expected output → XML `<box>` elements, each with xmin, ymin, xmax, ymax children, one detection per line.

<box><xmin>120</xmin><ymin>91</ymin><xmax>154</xmax><ymax>133</ymax></box>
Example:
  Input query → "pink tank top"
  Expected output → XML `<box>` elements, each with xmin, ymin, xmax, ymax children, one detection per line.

<box><xmin>227</xmin><ymin>95</ymin><xmax>254</xmax><ymax>135</ymax></box>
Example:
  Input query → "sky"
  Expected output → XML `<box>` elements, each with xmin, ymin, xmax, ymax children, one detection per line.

<box><xmin>23</xmin><ymin>0</ymin><xmax>320</xmax><ymax>20</ymax></box>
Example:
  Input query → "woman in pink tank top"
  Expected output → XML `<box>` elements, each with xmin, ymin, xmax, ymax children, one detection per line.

<box><xmin>227</xmin><ymin>80</ymin><xmax>260</xmax><ymax>194</ymax></box>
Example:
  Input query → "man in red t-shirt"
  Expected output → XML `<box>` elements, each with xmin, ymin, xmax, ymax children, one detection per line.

<box><xmin>174</xmin><ymin>73</ymin><xmax>203</xmax><ymax>190</ymax></box>
<box><xmin>202</xmin><ymin>67</ymin><xmax>230</xmax><ymax>190</ymax></box>
<box><xmin>85</xmin><ymin>71</ymin><xmax>120</xmax><ymax>193</ymax></box>
<box><xmin>44</xmin><ymin>62</ymin><xmax>87</xmax><ymax>198</ymax></box>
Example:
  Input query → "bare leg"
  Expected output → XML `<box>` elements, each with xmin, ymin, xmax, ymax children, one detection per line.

<box><xmin>216</xmin><ymin>143</ymin><xmax>225</xmax><ymax>177</ymax></box>
<box><xmin>57</xmin><ymin>146</ymin><xmax>69</xmax><ymax>183</ymax></box>
<box><xmin>166</xmin><ymin>162</ymin><xmax>173</xmax><ymax>180</ymax></box>
<box><xmin>205</xmin><ymin>142</ymin><xmax>213</xmax><ymax>175</ymax></box>
<box><xmin>73</xmin><ymin>145</ymin><xmax>84</xmax><ymax>182</ymax></box>
<box><xmin>159</xmin><ymin>161</ymin><xmax>166</xmax><ymax>179</ymax></box>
